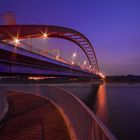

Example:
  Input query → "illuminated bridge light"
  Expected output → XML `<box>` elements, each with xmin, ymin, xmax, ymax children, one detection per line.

<box><xmin>99</xmin><ymin>72</ymin><xmax>105</xmax><ymax>79</ymax></box>
<box><xmin>43</xmin><ymin>33</ymin><xmax>48</xmax><ymax>38</ymax></box>
<box><xmin>84</xmin><ymin>61</ymin><xmax>87</xmax><ymax>65</ymax></box>
<box><xmin>71</xmin><ymin>61</ymin><xmax>74</xmax><ymax>65</ymax></box>
<box><xmin>13</xmin><ymin>38</ymin><xmax>20</xmax><ymax>46</ymax></box>
<box><xmin>56</xmin><ymin>55</ymin><xmax>60</xmax><ymax>60</ymax></box>
<box><xmin>72</xmin><ymin>52</ymin><xmax>77</xmax><ymax>57</ymax></box>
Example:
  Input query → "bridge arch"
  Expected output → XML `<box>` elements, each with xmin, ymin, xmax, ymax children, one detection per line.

<box><xmin>0</xmin><ymin>25</ymin><xmax>99</xmax><ymax>72</ymax></box>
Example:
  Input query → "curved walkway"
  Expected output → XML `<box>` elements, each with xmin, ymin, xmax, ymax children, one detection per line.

<box><xmin>0</xmin><ymin>92</ymin><xmax>70</xmax><ymax>140</ymax></box>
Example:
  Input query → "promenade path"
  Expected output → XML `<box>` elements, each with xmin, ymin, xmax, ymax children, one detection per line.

<box><xmin>0</xmin><ymin>92</ymin><xmax>70</xmax><ymax>140</ymax></box>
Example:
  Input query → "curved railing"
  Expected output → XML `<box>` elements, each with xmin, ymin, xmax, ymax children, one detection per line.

<box><xmin>4</xmin><ymin>84</ymin><xmax>116</xmax><ymax>140</ymax></box>
<box><xmin>40</xmin><ymin>85</ymin><xmax>116</xmax><ymax>140</ymax></box>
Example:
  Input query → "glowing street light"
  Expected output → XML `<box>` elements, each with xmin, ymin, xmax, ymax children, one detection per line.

<box><xmin>83</xmin><ymin>61</ymin><xmax>87</xmax><ymax>65</ymax></box>
<box><xmin>99</xmin><ymin>72</ymin><xmax>105</xmax><ymax>79</ymax></box>
<box><xmin>72</xmin><ymin>52</ymin><xmax>77</xmax><ymax>58</ymax></box>
<box><xmin>56</xmin><ymin>55</ymin><xmax>60</xmax><ymax>60</ymax></box>
<box><xmin>43</xmin><ymin>33</ymin><xmax>48</xmax><ymax>38</ymax></box>
<box><xmin>88</xmin><ymin>65</ymin><xmax>91</xmax><ymax>71</ymax></box>
<box><xmin>14</xmin><ymin>38</ymin><xmax>19</xmax><ymax>43</ymax></box>
<box><xmin>71</xmin><ymin>53</ymin><xmax>77</xmax><ymax>66</ymax></box>
<box><xmin>13</xmin><ymin>38</ymin><xmax>20</xmax><ymax>46</ymax></box>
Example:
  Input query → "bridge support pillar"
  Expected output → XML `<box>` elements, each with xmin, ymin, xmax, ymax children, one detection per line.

<box><xmin>0</xmin><ymin>87</ymin><xmax>9</xmax><ymax>122</ymax></box>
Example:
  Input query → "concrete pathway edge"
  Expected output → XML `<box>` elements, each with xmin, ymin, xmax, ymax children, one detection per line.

<box><xmin>49</xmin><ymin>101</ymin><xmax>77</xmax><ymax>140</ymax></box>
<box><xmin>5</xmin><ymin>90</ymin><xmax>76</xmax><ymax>140</ymax></box>
<box><xmin>0</xmin><ymin>88</ymin><xmax>9</xmax><ymax>123</ymax></box>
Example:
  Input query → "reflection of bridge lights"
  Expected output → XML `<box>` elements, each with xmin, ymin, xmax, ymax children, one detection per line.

<box><xmin>71</xmin><ymin>61</ymin><xmax>74</xmax><ymax>65</ymax></box>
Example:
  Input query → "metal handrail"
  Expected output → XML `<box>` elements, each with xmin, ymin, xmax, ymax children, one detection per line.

<box><xmin>39</xmin><ymin>85</ymin><xmax>116</xmax><ymax>140</ymax></box>
<box><xmin>4</xmin><ymin>84</ymin><xmax>116</xmax><ymax>140</ymax></box>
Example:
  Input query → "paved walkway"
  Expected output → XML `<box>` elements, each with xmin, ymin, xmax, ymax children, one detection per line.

<box><xmin>0</xmin><ymin>92</ymin><xmax>70</xmax><ymax>140</ymax></box>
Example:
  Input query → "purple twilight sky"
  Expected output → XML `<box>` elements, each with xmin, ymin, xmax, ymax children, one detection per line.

<box><xmin>0</xmin><ymin>0</ymin><xmax>140</xmax><ymax>75</ymax></box>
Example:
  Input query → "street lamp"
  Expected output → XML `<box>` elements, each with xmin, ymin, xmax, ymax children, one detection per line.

<box><xmin>43</xmin><ymin>33</ymin><xmax>48</xmax><ymax>38</ymax></box>
<box><xmin>72</xmin><ymin>52</ymin><xmax>77</xmax><ymax>58</ymax></box>
<box><xmin>83</xmin><ymin>61</ymin><xmax>87</xmax><ymax>65</ymax></box>
<box><xmin>13</xmin><ymin>38</ymin><xmax>20</xmax><ymax>46</ymax></box>
<box><xmin>71</xmin><ymin>61</ymin><xmax>74</xmax><ymax>65</ymax></box>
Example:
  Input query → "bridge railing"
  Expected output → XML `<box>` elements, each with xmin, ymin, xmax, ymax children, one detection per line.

<box><xmin>40</xmin><ymin>85</ymin><xmax>116</xmax><ymax>140</ymax></box>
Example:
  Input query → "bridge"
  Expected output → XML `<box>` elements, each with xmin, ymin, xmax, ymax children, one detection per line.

<box><xmin>0</xmin><ymin>25</ymin><xmax>115</xmax><ymax>140</ymax></box>
<box><xmin>0</xmin><ymin>25</ymin><xmax>104</xmax><ymax>79</ymax></box>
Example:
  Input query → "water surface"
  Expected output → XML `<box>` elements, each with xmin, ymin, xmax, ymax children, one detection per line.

<box><xmin>93</xmin><ymin>83</ymin><xmax>140</xmax><ymax>140</ymax></box>
<box><xmin>62</xmin><ymin>83</ymin><xmax>140</xmax><ymax>140</ymax></box>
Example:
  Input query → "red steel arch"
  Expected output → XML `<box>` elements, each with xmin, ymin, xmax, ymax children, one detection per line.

<box><xmin>0</xmin><ymin>25</ymin><xmax>99</xmax><ymax>72</ymax></box>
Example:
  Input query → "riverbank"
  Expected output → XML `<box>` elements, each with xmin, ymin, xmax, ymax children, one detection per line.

<box><xmin>105</xmin><ymin>75</ymin><xmax>140</xmax><ymax>83</ymax></box>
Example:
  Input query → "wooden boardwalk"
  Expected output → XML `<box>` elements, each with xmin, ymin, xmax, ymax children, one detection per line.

<box><xmin>0</xmin><ymin>92</ymin><xmax>70</xmax><ymax>140</ymax></box>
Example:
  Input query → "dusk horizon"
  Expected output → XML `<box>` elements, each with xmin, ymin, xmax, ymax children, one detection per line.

<box><xmin>0</xmin><ymin>1</ymin><xmax>140</xmax><ymax>139</ymax></box>
<box><xmin>1</xmin><ymin>0</ymin><xmax>140</xmax><ymax>75</ymax></box>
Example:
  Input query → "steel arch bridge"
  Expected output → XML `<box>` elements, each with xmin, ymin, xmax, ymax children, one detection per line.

<box><xmin>0</xmin><ymin>25</ymin><xmax>99</xmax><ymax>73</ymax></box>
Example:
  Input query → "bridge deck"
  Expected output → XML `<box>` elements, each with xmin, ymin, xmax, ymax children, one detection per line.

<box><xmin>0</xmin><ymin>92</ymin><xmax>70</xmax><ymax>140</ymax></box>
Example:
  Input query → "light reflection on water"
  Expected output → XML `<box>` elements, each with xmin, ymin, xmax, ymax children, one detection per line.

<box><xmin>96</xmin><ymin>83</ymin><xmax>108</xmax><ymax>125</ymax></box>
<box><xmin>92</xmin><ymin>83</ymin><xmax>140</xmax><ymax>140</ymax></box>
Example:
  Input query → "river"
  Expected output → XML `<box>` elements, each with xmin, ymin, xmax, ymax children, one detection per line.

<box><xmin>61</xmin><ymin>83</ymin><xmax>140</xmax><ymax>140</ymax></box>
